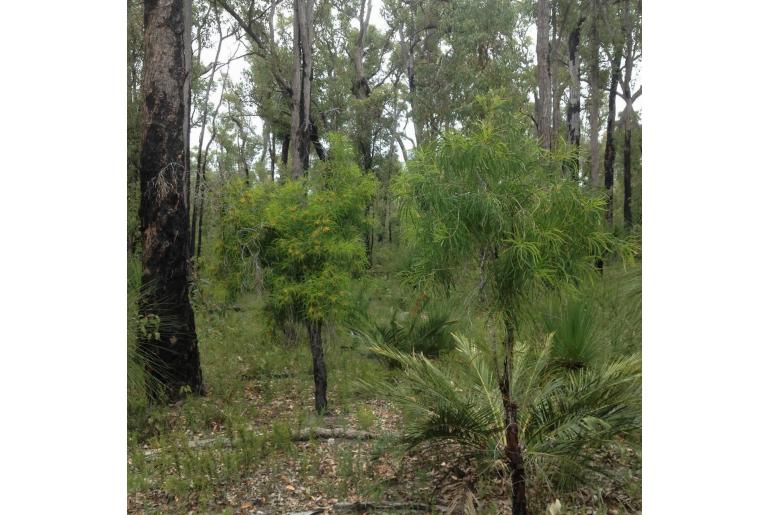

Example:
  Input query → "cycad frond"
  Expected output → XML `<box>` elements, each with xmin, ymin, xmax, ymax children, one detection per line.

<box><xmin>364</xmin><ymin>335</ymin><xmax>641</xmax><ymax>489</ymax></box>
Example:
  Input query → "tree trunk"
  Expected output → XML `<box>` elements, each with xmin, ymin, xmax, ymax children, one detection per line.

<box><xmin>566</xmin><ymin>18</ymin><xmax>585</xmax><ymax>180</ymax></box>
<box><xmin>190</xmin><ymin>9</ymin><xmax>224</xmax><ymax>256</ymax></box>
<box><xmin>623</xmin><ymin>106</ymin><xmax>633</xmax><ymax>228</ymax></box>
<box><xmin>193</xmin><ymin>63</ymin><xmax>229</xmax><ymax>258</ymax></box>
<box><xmin>139</xmin><ymin>0</ymin><xmax>203</xmax><ymax>403</ymax></box>
<box><xmin>499</xmin><ymin>321</ymin><xmax>527</xmax><ymax>515</ymax></box>
<box><xmin>603</xmin><ymin>45</ymin><xmax>622</xmax><ymax>226</ymax></box>
<box><xmin>620</xmin><ymin>0</ymin><xmax>636</xmax><ymax>228</ymax></box>
<box><xmin>270</xmin><ymin>132</ymin><xmax>276</xmax><ymax>181</ymax></box>
<box><xmin>307</xmin><ymin>319</ymin><xmax>328</xmax><ymax>413</ymax></box>
<box><xmin>289</xmin><ymin>0</ymin><xmax>314</xmax><ymax>179</ymax></box>
<box><xmin>281</xmin><ymin>132</ymin><xmax>291</xmax><ymax>167</ymax></box>
<box><xmin>352</xmin><ymin>0</ymin><xmax>374</xmax><ymax>172</ymax></box>
<box><xmin>588</xmin><ymin>2</ymin><xmax>601</xmax><ymax>187</ymax></box>
<box><xmin>535</xmin><ymin>0</ymin><xmax>552</xmax><ymax>149</ymax></box>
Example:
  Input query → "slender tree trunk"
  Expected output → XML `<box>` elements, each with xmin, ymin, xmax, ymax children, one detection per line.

<box><xmin>499</xmin><ymin>320</ymin><xmax>527</xmax><ymax>515</ymax></box>
<box><xmin>281</xmin><ymin>132</ymin><xmax>291</xmax><ymax>167</ymax></box>
<box><xmin>289</xmin><ymin>0</ymin><xmax>314</xmax><ymax>179</ymax></box>
<box><xmin>622</xmin><ymin>106</ymin><xmax>633</xmax><ymax>227</ymax></box>
<box><xmin>550</xmin><ymin>2</ymin><xmax>562</xmax><ymax>147</ymax></box>
<box><xmin>535</xmin><ymin>0</ymin><xmax>552</xmax><ymax>149</ymax></box>
<box><xmin>139</xmin><ymin>0</ymin><xmax>203</xmax><ymax>403</ymax></box>
<box><xmin>352</xmin><ymin>0</ymin><xmax>373</xmax><ymax>171</ymax></box>
<box><xmin>620</xmin><ymin>0</ymin><xmax>637</xmax><ymax>228</ymax></box>
<box><xmin>566</xmin><ymin>18</ymin><xmax>585</xmax><ymax>180</ymax></box>
<box><xmin>190</xmin><ymin>9</ymin><xmax>224</xmax><ymax>256</ymax></box>
<box><xmin>193</xmin><ymin>62</ymin><xmax>229</xmax><ymax>258</ymax></box>
<box><xmin>307</xmin><ymin>319</ymin><xmax>328</xmax><ymax>413</ymax></box>
<box><xmin>603</xmin><ymin>45</ymin><xmax>622</xmax><ymax>226</ymax></box>
<box><xmin>588</xmin><ymin>3</ymin><xmax>601</xmax><ymax>187</ymax></box>
<box><xmin>270</xmin><ymin>132</ymin><xmax>276</xmax><ymax>181</ymax></box>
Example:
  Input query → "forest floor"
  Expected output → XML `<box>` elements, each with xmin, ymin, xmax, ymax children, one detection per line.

<box><xmin>128</xmin><ymin>280</ymin><xmax>641</xmax><ymax>514</ymax></box>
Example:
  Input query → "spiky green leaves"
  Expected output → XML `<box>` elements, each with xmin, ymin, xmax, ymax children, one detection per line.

<box><xmin>365</xmin><ymin>333</ymin><xmax>641</xmax><ymax>488</ymax></box>
<box><xmin>217</xmin><ymin>134</ymin><xmax>376</xmax><ymax>323</ymax></box>
<box><xmin>396</xmin><ymin>103</ymin><xmax>634</xmax><ymax>313</ymax></box>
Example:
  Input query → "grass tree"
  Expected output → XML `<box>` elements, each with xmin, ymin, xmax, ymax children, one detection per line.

<box><xmin>218</xmin><ymin>135</ymin><xmax>375</xmax><ymax>413</ymax></box>
<box><xmin>392</xmin><ymin>98</ymin><xmax>634</xmax><ymax>514</ymax></box>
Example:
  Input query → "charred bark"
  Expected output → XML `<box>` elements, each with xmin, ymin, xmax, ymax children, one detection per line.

<box><xmin>307</xmin><ymin>319</ymin><xmax>328</xmax><ymax>413</ymax></box>
<box><xmin>281</xmin><ymin>132</ymin><xmax>291</xmax><ymax>167</ymax></box>
<box><xmin>622</xmin><ymin>112</ymin><xmax>633</xmax><ymax>227</ymax></box>
<box><xmin>139</xmin><ymin>0</ymin><xmax>203</xmax><ymax>403</ymax></box>
<box><xmin>499</xmin><ymin>321</ymin><xmax>527</xmax><ymax>515</ymax></box>
<box><xmin>603</xmin><ymin>45</ymin><xmax>622</xmax><ymax>226</ymax></box>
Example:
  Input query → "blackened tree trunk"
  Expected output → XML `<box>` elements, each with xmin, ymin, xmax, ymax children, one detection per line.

<box><xmin>499</xmin><ymin>320</ymin><xmax>527</xmax><ymax>515</ymax></box>
<box><xmin>270</xmin><ymin>132</ymin><xmax>276</xmax><ymax>181</ymax></box>
<box><xmin>622</xmin><ymin>110</ymin><xmax>633</xmax><ymax>227</ymax></box>
<box><xmin>289</xmin><ymin>0</ymin><xmax>314</xmax><ymax>179</ymax></box>
<box><xmin>139</xmin><ymin>0</ymin><xmax>203</xmax><ymax>402</ymax></box>
<box><xmin>307</xmin><ymin>319</ymin><xmax>328</xmax><ymax>413</ymax></box>
<box><xmin>535</xmin><ymin>0</ymin><xmax>552</xmax><ymax>149</ymax></box>
<box><xmin>281</xmin><ymin>132</ymin><xmax>291</xmax><ymax>167</ymax></box>
<box><xmin>603</xmin><ymin>45</ymin><xmax>622</xmax><ymax>226</ymax></box>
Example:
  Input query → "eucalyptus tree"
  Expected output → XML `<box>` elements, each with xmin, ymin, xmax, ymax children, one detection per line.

<box><xmin>190</xmin><ymin>5</ymin><xmax>232</xmax><ymax>257</ymax></box>
<box><xmin>564</xmin><ymin>7</ymin><xmax>586</xmax><ymax>179</ymax></box>
<box><xmin>603</xmin><ymin>43</ymin><xmax>622</xmax><ymax>225</ymax></box>
<box><xmin>618</xmin><ymin>0</ymin><xmax>641</xmax><ymax>227</ymax></box>
<box><xmin>586</xmin><ymin>0</ymin><xmax>602</xmax><ymax>187</ymax></box>
<box><xmin>535</xmin><ymin>0</ymin><xmax>552</xmax><ymax>149</ymax></box>
<box><xmin>395</xmin><ymin>98</ymin><xmax>633</xmax><ymax>514</ymax></box>
<box><xmin>128</xmin><ymin>0</ymin><xmax>144</xmax><ymax>255</ymax></box>
<box><xmin>384</xmin><ymin>0</ymin><xmax>529</xmax><ymax>143</ymax></box>
<box><xmin>217</xmin><ymin>0</ymin><xmax>325</xmax><ymax>176</ymax></box>
<box><xmin>138</xmin><ymin>0</ymin><xmax>204</xmax><ymax>402</ymax></box>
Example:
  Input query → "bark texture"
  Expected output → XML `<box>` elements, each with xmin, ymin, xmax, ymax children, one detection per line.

<box><xmin>566</xmin><ymin>17</ymin><xmax>586</xmax><ymax>180</ymax></box>
<box><xmin>603</xmin><ymin>45</ymin><xmax>622</xmax><ymax>226</ymax></box>
<box><xmin>499</xmin><ymin>320</ymin><xmax>528</xmax><ymax>515</ymax></box>
<box><xmin>535</xmin><ymin>0</ymin><xmax>552</xmax><ymax>149</ymax></box>
<box><xmin>307</xmin><ymin>319</ymin><xmax>328</xmax><ymax>413</ymax></box>
<box><xmin>620</xmin><ymin>0</ymin><xmax>640</xmax><ymax>227</ymax></box>
<box><xmin>588</xmin><ymin>2</ymin><xmax>601</xmax><ymax>187</ymax></box>
<box><xmin>289</xmin><ymin>0</ymin><xmax>315</xmax><ymax>179</ymax></box>
<box><xmin>139</xmin><ymin>0</ymin><xmax>203</xmax><ymax>402</ymax></box>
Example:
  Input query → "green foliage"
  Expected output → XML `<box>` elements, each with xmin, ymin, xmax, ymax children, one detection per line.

<box><xmin>217</xmin><ymin>134</ymin><xmax>376</xmax><ymax>325</ymax></box>
<box><xmin>540</xmin><ymin>294</ymin><xmax>603</xmax><ymax>370</ymax></box>
<box><xmin>397</xmin><ymin>97</ymin><xmax>634</xmax><ymax>316</ymax></box>
<box><xmin>364</xmin><ymin>333</ymin><xmax>641</xmax><ymax>489</ymax></box>
<box><xmin>352</xmin><ymin>296</ymin><xmax>458</xmax><ymax>362</ymax></box>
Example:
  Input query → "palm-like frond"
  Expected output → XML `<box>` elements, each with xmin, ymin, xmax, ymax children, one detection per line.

<box><xmin>364</xmin><ymin>334</ymin><xmax>641</xmax><ymax>489</ymax></box>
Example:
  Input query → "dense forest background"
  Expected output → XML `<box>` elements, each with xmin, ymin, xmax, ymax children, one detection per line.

<box><xmin>7</xmin><ymin>2</ymin><xmax>770</xmax><ymax>515</ymax></box>
<box><xmin>127</xmin><ymin>1</ymin><xmax>642</xmax><ymax>513</ymax></box>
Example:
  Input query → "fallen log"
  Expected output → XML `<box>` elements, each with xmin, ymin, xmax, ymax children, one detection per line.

<box><xmin>293</xmin><ymin>427</ymin><xmax>378</xmax><ymax>441</ymax></box>
<box><xmin>139</xmin><ymin>427</ymin><xmax>382</xmax><ymax>458</ymax></box>
<box><xmin>288</xmin><ymin>501</ymin><xmax>432</xmax><ymax>514</ymax></box>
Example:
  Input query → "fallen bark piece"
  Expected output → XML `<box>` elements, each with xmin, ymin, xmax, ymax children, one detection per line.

<box><xmin>292</xmin><ymin>427</ymin><xmax>379</xmax><ymax>441</ymax></box>
<box><xmin>141</xmin><ymin>436</ymin><xmax>232</xmax><ymax>457</ymax></box>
